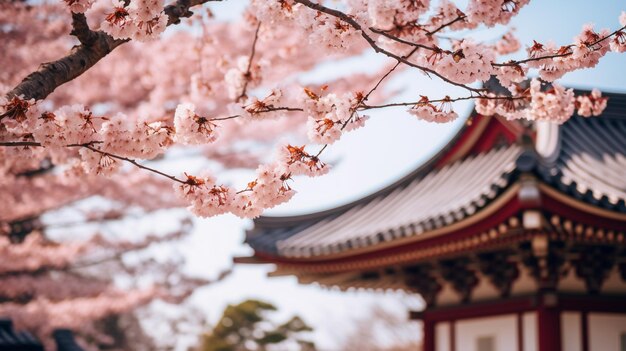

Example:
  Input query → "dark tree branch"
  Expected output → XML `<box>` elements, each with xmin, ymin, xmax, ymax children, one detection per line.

<box><xmin>70</xmin><ymin>13</ymin><xmax>99</xmax><ymax>45</ymax></box>
<box><xmin>7</xmin><ymin>0</ymin><xmax>219</xmax><ymax>101</ymax></box>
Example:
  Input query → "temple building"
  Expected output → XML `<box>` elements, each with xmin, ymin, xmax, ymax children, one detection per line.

<box><xmin>236</xmin><ymin>88</ymin><xmax>626</xmax><ymax>351</ymax></box>
<box><xmin>0</xmin><ymin>319</ymin><xmax>84</xmax><ymax>351</ymax></box>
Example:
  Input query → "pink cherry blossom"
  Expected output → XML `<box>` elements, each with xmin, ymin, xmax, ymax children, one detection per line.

<box><xmin>576</xmin><ymin>88</ymin><xmax>608</xmax><ymax>117</ymax></box>
<box><xmin>527</xmin><ymin>79</ymin><xmax>575</xmax><ymax>124</ymax></box>
<box><xmin>408</xmin><ymin>96</ymin><xmax>459</xmax><ymax>123</ymax></box>
<box><xmin>174</xmin><ymin>103</ymin><xmax>219</xmax><ymax>145</ymax></box>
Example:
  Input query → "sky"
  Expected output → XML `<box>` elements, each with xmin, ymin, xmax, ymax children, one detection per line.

<box><xmin>67</xmin><ymin>1</ymin><xmax>626</xmax><ymax>350</ymax></box>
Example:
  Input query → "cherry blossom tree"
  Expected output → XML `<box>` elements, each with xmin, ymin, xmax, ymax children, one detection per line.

<box><xmin>1</xmin><ymin>0</ymin><xmax>625</xmax><ymax>348</ymax></box>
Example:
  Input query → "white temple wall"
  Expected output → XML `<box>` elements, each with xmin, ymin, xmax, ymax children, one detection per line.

<box><xmin>588</xmin><ymin>313</ymin><xmax>626</xmax><ymax>351</ymax></box>
<box><xmin>522</xmin><ymin>312</ymin><xmax>537</xmax><ymax>351</ymax></box>
<box><xmin>561</xmin><ymin>312</ymin><xmax>581</xmax><ymax>351</ymax></box>
<box><xmin>454</xmin><ymin>314</ymin><xmax>517</xmax><ymax>351</ymax></box>
<box><xmin>435</xmin><ymin>321</ymin><xmax>451</xmax><ymax>351</ymax></box>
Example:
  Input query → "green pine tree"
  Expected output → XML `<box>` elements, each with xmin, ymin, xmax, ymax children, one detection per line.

<box><xmin>196</xmin><ymin>300</ymin><xmax>316</xmax><ymax>351</ymax></box>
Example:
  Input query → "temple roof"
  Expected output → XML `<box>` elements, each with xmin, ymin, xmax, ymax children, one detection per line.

<box><xmin>0</xmin><ymin>319</ymin><xmax>85</xmax><ymax>351</ymax></box>
<box><xmin>244</xmin><ymin>90</ymin><xmax>626</xmax><ymax>262</ymax></box>
<box><xmin>0</xmin><ymin>319</ymin><xmax>42</xmax><ymax>351</ymax></box>
<box><xmin>537</xmin><ymin>103</ymin><xmax>626</xmax><ymax>210</ymax></box>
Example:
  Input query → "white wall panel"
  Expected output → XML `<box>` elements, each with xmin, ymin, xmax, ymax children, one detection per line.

<box><xmin>589</xmin><ymin>313</ymin><xmax>626</xmax><ymax>351</ymax></box>
<box><xmin>561</xmin><ymin>312</ymin><xmax>581</xmax><ymax>351</ymax></box>
<box><xmin>436</xmin><ymin>322</ymin><xmax>451</xmax><ymax>351</ymax></box>
<box><xmin>455</xmin><ymin>314</ymin><xmax>517</xmax><ymax>351</ymax></box>
<box><xmin>522</xmin><ymin>312</ymin><xmax>537</xmax><ymax>351</ymax></box>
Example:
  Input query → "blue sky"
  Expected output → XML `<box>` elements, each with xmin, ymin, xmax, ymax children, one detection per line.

<box><xmin>162</xmin><ymin>1</ymin><xmax>626</xmax><ymax>349</ymax></box>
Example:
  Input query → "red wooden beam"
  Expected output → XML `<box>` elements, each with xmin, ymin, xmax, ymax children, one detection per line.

<box><xmin>537</xmin><ymin>293</ymin><xmax>561</xmax><ymax>351</ymax></box>
<box><xmin>581</xmin><ymin>311</ymin><xmax>589</xmax><ymax>351</ymax></box>
<box><xmin>423</xmin><ymin>318</ymin><xmax>435</xmax><ymax>351</ymax></box>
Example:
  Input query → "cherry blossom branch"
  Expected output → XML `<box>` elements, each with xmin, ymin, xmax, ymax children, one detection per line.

<box><xmin>209</xmin><ymin>114</ymin><xmax>240</xmax><ymax>121</ymax></box>
<box><xmin>493</xmin><ymin>24</ymin><xmax>626</xmax><ymax>67</ymax></box>
<box><xmin>0</xmin><ymin>140</ymin><xmax>186</xmax><ymax>183</ymax></box>
<box><xmin>0</xmin><ymin>141</ymin><xmax>102</xmax><ymax>147</ymax></box>
<box><xmin>292</xmin><ymin>0</ymin><xmax>484</xmax><ymax>94</ymax></box>
<box><xmin>369</xmin><ymin>27</ymin><xmax>436</xmax><ymax>51</ymax></box>
<box><xmin>82</xmin><ymin>144</ymin><xmax>187</xmax><ymax>183</ymax></box>
<box><xmin>236</xmin><ymin>22</ymin><xmax>262</xmax><ymax>102</ymax></box>
<box><xmin>363</xmin><ymin>47</ymin><xmax>418</xmax><ymax>102</ymax></box>
<box><xmin>70</xmin><ymin>12</ymin><xmax>99</xmax><ymax>45</ymax></box>
<box><xmin>426</xmin><ymin>15</ymin><xmax>466</xmax><ymax>35</ymax></box>
<box><xmin>7</xmin><ymin>0</ymin><xmax>218</xmax><ymax>100</ymax></box>
<box><xmin>360</xmin><ymin>94</ymin><xmax>527</xmax><ymax>110</ymax></box>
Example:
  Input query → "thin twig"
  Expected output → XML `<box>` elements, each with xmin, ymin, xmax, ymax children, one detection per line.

<box><xmin>493</xmin><ymin>25</ymin><xmax>626</xmax><ymax>67</ymax></box>
<box><xmin>426</xmin><ymin>15</ymin><xmax>466</xmax><ymax>36</ymax></box>
<box><xmin>363</xmin><ymin>47</ymin><xmax>419</xmax><ymax>102</ymax></box>
<box><xmin>360</xmin><ymin>94</ymin><xmax>527</xmax><ymax>110</ymax></box>
<box><xmin>236</xmin><ymin>22</ymin><xmax>262</xmax><ymax>102</ymax></box>
<box><xmin>369</xmin><ymin>28</ymin><xmax>437</xmax><ymax>52</ymax></box>
<box><xmin>82</xmin><ymin>145</ymin><xmax>186</xmax><ymax>184</ymax></box>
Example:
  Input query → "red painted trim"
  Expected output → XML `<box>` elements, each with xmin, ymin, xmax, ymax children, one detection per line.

<box><xmin>537</xmin><ymin>296</ymin><xmax>561</xmax><ymax>351</ymax></box>
<box><xmin>434</xmin><ymin>114</ymin><xmax>486</xmax><ymax>168</ymax></box>
<box><xmin>251</xmin><ymin>184</ymin><xmax>625</xmax><ymax>272</ymax></box>
<box><xmin>421</xmin><ymin>294</ymin><xmax>626</xmax><ymax>323</ymax></box>
<box><xmin>423</xmin><ymin>318</ymin><xmax>435</xmax><ymax>351</ymax></box>
<box><xmin>517</xmin><ymin>313</ymin><xmax>524</xmax><ymax>351</ymax></box>
<box><xmin>581</xmin><ymin>311</ymin><xmax>589</xmax><ymax>351</ymax></box>
<box><xmin>541</xmin><ymin>191</ymin><xmax>626</xmax><ymax>231</ymax></box>
<box><xmin>470</xmin><ymin>118</ymin><xmax>519</xmax><ymax>154</ymax></box>
<box><xmin>253</xmin><ymin>196</ymin><xmax>523</xmax><ymax>271</ymax></box>
<box><xmin>435</xmin><ymin>115</ymin><xmax>521</xmax><ymax>168</ymax></box>
<box><xmin>559</xmin><ymin>295</ymin><xmax>626</xmax><ymax>313</ymax></box>
<box><xmin>424</xmin><ymin>296</ymin><xmax>536</xmax><ymax>322</ymax></box>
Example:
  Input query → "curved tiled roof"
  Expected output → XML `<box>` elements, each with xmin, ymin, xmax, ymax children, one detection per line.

<box><xmin>0</xmin><ymin>319</ymin><xmax>85</xmax><ymax>351</ymax></box>
<box><xmin>0</xmin><ymin>319</ymin><xmax>43</xmax><ymax>351</ymax></box>
<box><xmin>538</xmin><ymin>91</ymin><xmax>626</xmax><ymax>212</ymax></box>
<box><xmin>249</xmin><ymin>145</ymin><xmax>522</xmax><ymax>258</ymax></box>
<box><xmin>247</xmin><ymin>89</ymin><xmax>626</xmax><ymax>260</ymax></box>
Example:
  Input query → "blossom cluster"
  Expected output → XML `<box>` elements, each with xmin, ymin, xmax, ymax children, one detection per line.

<box><xmin>100</xmin><ymin>0</ymin><xmax>168</xmax><ymax>42</ymax></box>
<box><xmin>299</xmin><ymin>10</ymin><xmax>360</xmax><ymax>51</ymax></box>
<box><xmin>0</xmin><ymin>234</ymin><xmax>88</xmax><ymax>275</ymax></box>
<box><xmin>408</xmin><ymin>95</ymin><xmax>458</xmax><ymax>123</ymax></box>
<box><xmin>495</xmin><ymin>30</ymin><xmax>521</xmax><ymax>55</ymax></box>
<box><xmin>224</xmin><ymin>56</ymin><xmax>264</xmax><ymax>100</ymax></box>
<box><xmin>429</xmin><ymin>0</ymin><xmax>475</xmax><ymax>32</ymax></box>
<box><xmin>234</xmin><ymin>89</ymin><xmax>287</xmax><ymax>120</ymax></box>
<box><xmin>526</xmin><ymin>25</ymin><xmax>611</xmax><ymax>82</ymax></box>
<box><xmin>576</xmin><ymin>89</ymin><xmax>608</xmax><ymax>117</ymax></box>
<box><xmin>175</xmin><ymin>144</ymin><xmax>328</xmax><ymax>218</ymax></box>
<box><xmin>365</xmin><ymin>0</ymin><xmax>430</xmax><ymax>29</ymax></box>
<box><xmin>302</xmin><ymin>89</ymin><xmax>368</xmax><ymax>144</ymax></box>
<box><xmin>0</xmin><ymin>98</ymin><xmax>172</xmax><ymax>176</ymax></box>
<box><xmin>466</xmin><ymin>0</ymin><xmax>530</xmax><ymax>27</ymax></box>
<box><xmin>174</xmin><ymin>103</ymin><xmax>219</xmax><ymax>145</ymax></box>
<box><xmin>495</xmin><ymin>64</ymin><xmax>527</xmax><ymax>90</ymax></box>
<box><xmin>475</xmin><ymin>79</ymin><xmax>609</xmax><ymax>124</ymax></box>
<box><xmin>418</xmin><ymin>40</ymin><xmax>496</xmax><ymax>85</ymax></box>
<box><xmin>527</xmin><ymin>80</ymin><xmax>574</xmax><ymax>124</ymax></box>
<box><xmin>610</xmin><ymin>12</ymin><xmax>626</xmax><ymax>52</ymax></box>
<box><xmin>64</xmin><ymin>0</ymin><xmax>96</xmax><ymax>13</ymax></box>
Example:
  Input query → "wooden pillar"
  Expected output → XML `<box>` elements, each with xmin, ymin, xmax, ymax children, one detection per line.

<box><xmin>450</xmin><ymin>320</ymin><xmax>456</xmax><ymax>351</ymax></box>
<box><xmin>537</xmin><ymin>293</ymin><xmax>561</xmax><ymax>351</ymax></box>
<box><xmin>581</xmin><ymin>311</ymin><xmax>589</xmax><ymax>351</ymax></box>
<box><xmin>517</xmin><ymin>313</ymin><xmax>524</xmax><ymax>351</ymax></box>
<box><xmin>423</xmin><ymin>318</ymin><xmax>435</xmax><ymax>351</ymax></box>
